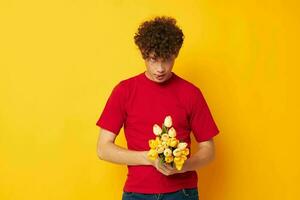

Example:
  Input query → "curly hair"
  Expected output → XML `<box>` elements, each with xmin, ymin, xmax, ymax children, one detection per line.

<box><xmin>134</xmin><ymin>16</ymin><xmax>184</xmax><ymax>61</ymax></box>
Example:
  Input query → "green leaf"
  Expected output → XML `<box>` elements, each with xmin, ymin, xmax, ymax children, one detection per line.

<box><xmin>162</xmin><ymin>124</ymin><xmax>168</xmax><ymax>134</ymax></box>
<box><xmin>160</xmin><ymin>158</ymin><xmax>164</xmax><ymax>164</ymax></box>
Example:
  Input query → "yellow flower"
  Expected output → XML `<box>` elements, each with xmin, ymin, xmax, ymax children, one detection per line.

<box><xmin>168</xmin><ymin>127</ymin><xmax>176</xmax><ymax>138</ymax></box>
<box><xmin>163</xmin><ymin>148</ymin><xmax>172</xmax><ymax>157</ymax></box>
<box><xmin>156</xmin><ymin>144</ymin><xmax>165</xmax><ymax>154</ymax></box>
<box><xmin>174</xmin><ymin>156</ymin><xmax>185</xmax><ymax>170</ymax></box>
<box><xmin>161</xmin><ymin>141</ymin><xmax>168</xmax><ymax>149</ymax></box>
<box><xmin>175</xmin><ymin>163</ymin><xmax>183</xmax><ymax>170</ymax></box>
<box><xmin>155</xmin><ymin>136</ymin><xmax>162</xmax><ymax>145</ymax></box>
<box><xmin>147</xmin><ymin>149</ymin><xmax>158</xmax><ymax>160</ymax></box>
<box><xmin>161</xmin><ymin>133</ymin><xmax>169</xmax><ymax>142</ymax></box>
<box><xmin>182</xmin><ymin>148</ymin><xmax>190</xmax><ymax>156</ymax></box>
<box><xmin>168</xmin><ymin>137</ymin><xmax>178</xmax><ymax>147</ymax></box>
<box><xmin>164</xmin><ymin>115</ymin><xmax>172</xmax><ymax>128</ymax></box>
<box><xmin>147</xmin><ymin>115</ymin><xmax>190</xmax><ymax>171</ymax></box>
<box><xmin>165</xmin><ymin>156</ymin><xmax>174</xmax><ymax>163</ymax></box>
<box><xmin>174</xmin><ymin>156</ymin><xmax>184</xmax><ymax>165</ymax></box>
<box><xmin>148</xmin><ymin>139</ymin><xmax>157</xmax><ymax>149</ymax></box>
<box><xmin>173</xmin><ymin>148</ymin><xmax>182</xmax><ymax>157</ymax></box>
<box><xmin>153</xmin><ymin>124</ymin><xmax>162</xmax><ymax>136</ymax></box>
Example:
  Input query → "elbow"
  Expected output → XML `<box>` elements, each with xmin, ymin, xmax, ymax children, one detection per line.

<box><xmin>97</xmin><ymin>142</ymin><xmax>113</xmax><ymax>160</ymax></box>
<box><xmin>203</xmin><ymin>147</ymin><xmax>215</xmax><ymax>163</ymax></box>
<box><xmin>209</xmin><ymin>151</ymin><xmax>216</xmax><ymax>162</ymax></box>
<box><xmin>97</xmin><ymin>144</ymin><xmax>106</xmax><ymax>160</ymax></box>
<box><xmin>97</xmin><ymin>149</ymin><xmax>103</xmax><ymax>160</ymax></box>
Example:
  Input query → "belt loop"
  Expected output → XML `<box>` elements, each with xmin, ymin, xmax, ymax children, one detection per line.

<box><xmin>156</xmin><ymin>193</ymin><xmax>161</xmax><ymax>200</ymax></box>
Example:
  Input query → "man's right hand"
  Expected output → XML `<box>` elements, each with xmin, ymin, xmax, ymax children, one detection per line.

<box><xmin>143</xmin><ymin>151</ymin><xmax>178</xmax><ymax>176</ymax></box>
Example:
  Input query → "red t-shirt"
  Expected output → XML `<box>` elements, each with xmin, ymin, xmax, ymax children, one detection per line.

<box><xmin>96</xmin><ymin>71</ymin><xmax>220</xmax><ymax>194</ymax></box>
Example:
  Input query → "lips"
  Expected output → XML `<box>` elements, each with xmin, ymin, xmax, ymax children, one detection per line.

<box><xmin>156</xmin><ymin>74</ymin><xmax>165</xmax><ymax>79</ymax></box>
<box><xmin>156</xmin><ymin>75</ymin><xmax>164</xmax><ymax>80</ymax></box>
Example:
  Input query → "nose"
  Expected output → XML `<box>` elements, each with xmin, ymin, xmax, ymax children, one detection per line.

<box><xmin>156</xmin><ymin>63</ymin><xmax>165</xmax><ymax>74</ymax></box>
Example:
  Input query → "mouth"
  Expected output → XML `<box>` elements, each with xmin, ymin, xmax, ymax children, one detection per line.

<box><xmin>155</xmin><ymin>74</ymin><xmax>165</xmax><ymax>78</ymax></box>
<box><xmin>155</xmin><ymin>74</ymin><xmax>165</xmax><ymax>80</ymax></box>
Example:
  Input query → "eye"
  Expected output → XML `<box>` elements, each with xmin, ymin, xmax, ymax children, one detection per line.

<box><xmin>162</xmin><ymin>59</ymin><xmax>169</xmax><ymax>63</ymax></box>
<box><xmin>149</xmin><ymin>57</ymin><xmax>156</xmax><ymax>62</ymax></box>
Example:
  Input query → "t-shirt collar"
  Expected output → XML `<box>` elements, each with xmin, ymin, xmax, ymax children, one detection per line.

<box><xmin>141</xmin><ymin>71</ymin><xmax>176</xmax><ymax>86</ymax></box>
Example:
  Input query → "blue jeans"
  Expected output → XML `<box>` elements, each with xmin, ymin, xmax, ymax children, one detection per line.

<box><xmin>122</xmin><ymin>188</ymin><xmax>199</xmax><ymax>200</ymax></box>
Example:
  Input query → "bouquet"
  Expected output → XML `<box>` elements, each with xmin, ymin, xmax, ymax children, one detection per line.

<box><xmin>147</xmin><ymin>115</ymin><xmax>190</xmax><ymax>171</ymax></box>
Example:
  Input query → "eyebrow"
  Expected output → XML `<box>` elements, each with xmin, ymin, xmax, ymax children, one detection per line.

<box><xmin>149</xmin><ymin>56</ymin><xmax>171</xmax><ymax>61</ymax></box>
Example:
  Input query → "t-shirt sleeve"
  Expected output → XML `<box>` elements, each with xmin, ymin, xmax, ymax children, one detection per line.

<box><xmin>189</xmin><ymin>88</ymin><xmax>220</xmax><ymax>142</ymax></box>
<box><xmin>95</xmin><ymin>81</ymin><xmax>126</xmax><ymax>135</ymax></box>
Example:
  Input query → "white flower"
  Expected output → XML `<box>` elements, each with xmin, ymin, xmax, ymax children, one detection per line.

<box><xmin>156</xmin><ymin>144</ymin><xmax>165</xmax><ymax>154</ymax></box>
<box><xmin>168</xmin><ymin>127</ymin><xmax>176</xmax><ymax>138</ymax></box>
<box><xmin>163</xmin><ymin>148</ymin><xmax>172</xmax><ymax>157</ymax></box>
<box><xmin>153</xmin><ymin>124</ymin><xmax>162</xmax><ymax>136</ymax></box>
<box><xmin>173</xmin><ymin>148</ymin><xmax>182</xmax><ymax>157</ymax></box>
<box><xmin>164</xmin><ymin>115</ymin><xmax>172</xmax><ymax>128</ymax></box>
<box><xmin>177</xmin><ymin>142</ymin><xmax>188</xmax><ymax>150</ymax></box>
<box><xmin>161</xmin><ymin>133</ymin><xmax>169</xmax><ymax>142</ymax></box>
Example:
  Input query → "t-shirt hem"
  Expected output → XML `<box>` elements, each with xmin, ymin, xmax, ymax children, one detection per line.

<box><xmin>96</xmin><ymin>120</ymin><xmax>120</xmax><ymax>135</ymax></box>
<box><xmin>123</xmin><ymin>182</ymin><xmax>198</xmax><ymax>194</ymax></box>
<box><xmin>196</xmin><ymin>129</ymin><xmax>220</xmax><ymax>142</ymax></box>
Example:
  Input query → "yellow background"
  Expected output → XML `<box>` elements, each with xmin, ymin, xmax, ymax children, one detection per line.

<box><xmin>1</xmin><ymin>0</ymin><xmax>299</xmax><ymax>199</ymax></box>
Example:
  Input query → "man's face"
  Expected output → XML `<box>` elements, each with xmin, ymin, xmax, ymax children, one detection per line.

<box><xmin>144</xmin><ymin>52</ymin><xmax>177</xmax><ymax>83</ymax></box>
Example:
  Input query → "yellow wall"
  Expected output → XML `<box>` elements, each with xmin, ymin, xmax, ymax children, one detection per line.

<box><xmin>1</xmin><ymin>1</ymin><xmax>299</xmax><ymax>199</ymax></box>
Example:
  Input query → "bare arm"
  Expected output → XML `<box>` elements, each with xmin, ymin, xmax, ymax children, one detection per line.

<box><xmin>97</xmin><ymin>128</ymin><xmax>150</xmax><ymax>166</ymax></box>
<box><xmin>181</xmin><ymin>138</ymin><xmax>216</xmax><ymax>172</ymax></box>
<box><xmin>97</xmin><ymin>127</ymin><xmax>181</xmax><ymax>175</ymax></box>
<box><xmin>96</xmin><ymin>127</ymin><xmax>216</xmax><ymax>175</ymax></box>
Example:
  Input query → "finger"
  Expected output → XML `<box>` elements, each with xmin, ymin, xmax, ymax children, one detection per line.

<box><xmin>158</xmin><ymin>160</ymin><xmax>174</xmax><ymax>174</ymax></box>
<box><xmin>162</xmin><ymin>165</ymin><xmax>174</xmax><ymax>175</ymax></box>
<box><xmin>157</xmin><ymin>167</ymin><xmax>169</xmax><ymax>175</ymax></box>
<box><xmin>159</xmin><ymin>164</ymin><xmax>169</xmax><ymax>173</ymax></box>
<box><xmin>164</xmin><ymin>164</ymin><xmax>178</xmax><ymax>174</ymax></box>
<box><xmin>163</xmin><ymin>163</ymin><xmax>174</xmax><ymax>170</ymax></box>
<box><xmin>158</xmin><ymin>164</ymin><xmax>171</xmax><ymax>175</ymax></box>
<box><xmin>155</xmin><ymin>161</ymin><xmax>168</xmax><ymax>174</ymax></box>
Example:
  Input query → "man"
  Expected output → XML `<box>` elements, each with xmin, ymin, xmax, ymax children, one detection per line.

<box><xmin>96</xmin><ymin>16</ymin><xmax>220</xmax><ymax>200</ymax></box>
